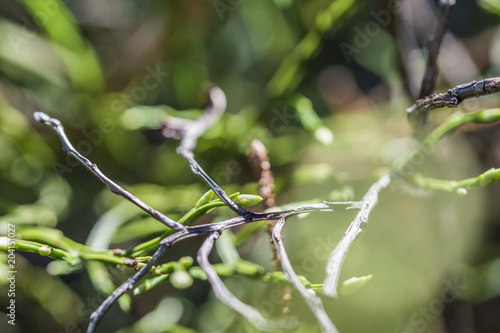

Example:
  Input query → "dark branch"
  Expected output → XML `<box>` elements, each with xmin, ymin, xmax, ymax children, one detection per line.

<box><xmin>407</xmin><ymin>77</ymin><xmax>500</xmax><ymax>122</ymax></box>
<box><xmin>412</xmin><ymin>0</ymin><xmax>456</xmax><ymax>134</ymax></box>
<box><xmin>33</xmin><ymin>112</ymin><xmax>185</xmax><ymax>232</ymax></box>
<box><xmin>419</xmin><ymin>0</ymin><xmax>456</xmax><ymax>99</ymax></box>
<box><xmin>87</xmin><ymin>244</ymin><xmax>167</xmax><ymax>333</ymax></box>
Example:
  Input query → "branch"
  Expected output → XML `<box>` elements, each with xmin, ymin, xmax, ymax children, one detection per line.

<box><xmin>419</xmin><ymin>0</ymin><xmax>456</xmax><ymax>99</ymax></box>
<box><xmin>33</xmin><ymin>112</ymin><xmax>185</xmax><ymax>232</ymax></box>
<box><xmin>272</xmin><ymin>217</ymin><xmax>339</xmax><ymax>333</ymax></box>
<box><xmin>87</xmin><ymin>243</ymin><xmax>168</xmax><ymax>333</ymax></box>
<box><xmin>87</xmin><ymin>229</ymin><xmax>199</xmax><ymax>333</ymax></box>
<box><xmin>323</xmin><ymin>174</ymin><xmax>391</xmax><ymax>297</ymax></box>
<box><xmin>249</xmin><ymin>139</ymin><xmax>293</xmax><ymax>314</ymax></box>
<box><xmin>174</xmin><ymin>86</ymin><xmax>250</xmax><ymax>216</ymax></box>
<box><xmin>198</xmin><ymin>231</ymin><xmax>296</xmax><ymax>331</ymax></box>
<box><xmin>407</xmin><ymin>77</ymin><xmax>500</xmax><ymax>122</ymax></box>
<box><xmin>322</xmin><ymin>108</ymin><xmax>500</xmax><ymax>298</ymax></box>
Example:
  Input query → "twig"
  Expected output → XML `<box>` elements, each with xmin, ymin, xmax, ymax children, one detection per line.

<box><xmin>87</xmin><ymin>243</ymin><xmax>168</xmax><ymax>333</ymax></box>
<box><xmin>249</xmin><ymin>139</ymin><xmax>293</xmax><ymax>314</ymax></box>
<box><xmin>419</xmin><ymin>0</ymin><xmax>456</xmax><ymax>99</ymax></box>
<box><xmin>272</xmin><ymin>217</ymin><xmax>339</xmax><ymax>333</ymax></box>
<box><xmin>415</xmin><ymin>0</ymin><xmax>456</xmax><ymax>133</ymax></box>
<box><xmin>198</xmin><ymin>231</ymin><xmax>296</xmax><ymax>331</ymax></box>
<box><xmin>323</xmin><ymin>175</ymin><xmax>391</xmax><ymax>298</ymax></box>
<box><xmin>33</xmin><ymin>112</ymin><xmax>185</xmax><ymax>232</ymax></box>
<box><xmin>248</xmin><ymin>140</ymin><xmax>280</xmax><ymax>265</ymax></box>
<box><xmin>174</xmin><ymin>86</ymin><xmax>249</xmax><ymax>216</ymax></box>
<box><xmin>407</xmin><ymin>77</ymin><xmax>500</xmax><ymax>122</ymax></box>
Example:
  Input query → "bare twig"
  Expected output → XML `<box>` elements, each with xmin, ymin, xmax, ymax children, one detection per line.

<box><xmin>407</xmin><ymin>77</ymin><xmax>500</xmax><ymax>122</ymax></box>
<box><xmin>198</xmin><ymin>231</ymin><xmax>296</xmax><ymax>331</ymax></box>
<box><xmin>419</xmin><ymin>0</ymin><xmax>456</xmax><ymax>99</ymax></box>
<box><xmin>415</xmin><ymin>0</ymin><xmax>455</xmax><ymax>132</ymax></box>
<box><xmin>175</xmin><ymin>86</ymin><xmax>249</xmax><ymax>216</ymax></box>
<box><xmin>249</xmin><ymin>140</ymin><xmax>275</xmax><ymax>209</ymax></box>
<box><xmin>323</xmin><ymin>175</ymin><xmax>391</xmax><ymax>298</ymax></box>
<box><xmin>88</xmin><ymin>243</ymin><xmax>168</xmax><ymax>333</ymax></box>
<box><xmin>248</xmin><ymin>140</ymin><xmax>280</xmax><ymax>265</ymax></box>
<box><xmin>33</xmin><ymin>112</ymin><xmax>185</xmax><ymax>232</ymax></box>
<box><xmin>272</xmin><ymin>217</ymin><xmax>339</xmax><ymax>333</ymax></box>
<box><xmin>249</xmin><ymin>139</ymin><xmax>293</xmax><ymax>314</ymax></box>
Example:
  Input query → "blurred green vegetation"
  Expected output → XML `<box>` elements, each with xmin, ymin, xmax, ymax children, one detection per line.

<box><xmin>1</xmin><ymin>0</ymin><xmax>500</xmax><ymax>333</ymax></box>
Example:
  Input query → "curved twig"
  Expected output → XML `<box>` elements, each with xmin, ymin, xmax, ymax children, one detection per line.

<box><xmin>323</xmin><ymin>175</ymin><xmax>391</xmax><ymax>297</ymax></box>
<box><xmin>175</xmin><ymin>86</ymin><xmax>250</xmax><ymax>216</ymax></box>
<box><xmin>272</xmin><ymin>217</ymin><xmax>339</xmax><ymax>333</ymax></box>
<box><xmin>198</xmin><ymin>231</ymin><xmax>297</xmax><ymax>331</ymax></box>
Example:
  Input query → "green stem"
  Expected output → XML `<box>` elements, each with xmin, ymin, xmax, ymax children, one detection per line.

<box><xmin>17</xmin><ymin>226</ymin><xmax>114</xmax><ymax>256</ymax></box>
<box><xmin>409</xmin><ymin>167</ymin><xmax>500</xmax><ymax>194</ymax></box>
<box><xmin>393</xmin><ymin>109</ymin><xmax>500</xmax><ymax>179</ymax></box>
<box><xmin>1</xmin><ymin>238</ymin><xmax>77</xmax><ymax>263</ymax></box>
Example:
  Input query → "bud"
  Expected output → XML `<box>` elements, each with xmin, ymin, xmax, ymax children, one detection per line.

<box><xmin>38</xmin><ymin>246</ymin><xmax>52</xmax><ymax>256</ymax></box>
<box><xmin>233</xmin><ymin>194</ymin><xmax>263</xmax><ymax>207</ymax></box>
<box><xmin>339</xmin><ymin>275</ymin><xmax>373</xmax><ymax>296</ymax></box>
<box><xmin>170</xmin><ymin>271</ymin><xmax>193</xmax><ymax>289</ymax></box>
<box><xmin>195</xmin><ymin>190</ymin><xmax>214</xmax><ymax>208</ymax></box>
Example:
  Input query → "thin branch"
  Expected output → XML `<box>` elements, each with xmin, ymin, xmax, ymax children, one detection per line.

<box><xmin>272</xmin><ymin>217</ymin><xmax>339</xmax><ymax>333</ymax></box>
<box><xmin>249</xmin><ymin>140</ymin><xmax>280</xmax><ymax>265</ymax></box>
<box><xmin>323</xmin><ymin>175</ymin><xmax>391</xmax><ymax>298</ymax></box>
<box><xmin>87</xmin><ymin>243</ymin><xmax>168</xmax><ymax>333</ymax></box>
<box><xmin>198</xmin><ymin>231</ymin><xmax>296</xmax><ymax>331</ymax></box>
<box><xmin>407</xmin><ymin>77</ymin><xmax>500</xmax><ymax>122</ymax></box>
<box><xmin>249</xmin><ymin>139</ymin><xmax>292</xmax><ymax>314</ymax></box>
<box><xmin>419</xmin><ymin>0</ymin><xmax>456</xmax><ymax>99</ymax></box>
<box><xmin>33</xmin><ymin>112</ymin><xmax>185</xmax><ymax>232</ymax></box>
<box><xmin>174</xmin><ymin>86</ymin><xmax>250</xmax><ymax>216</ymax></box>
